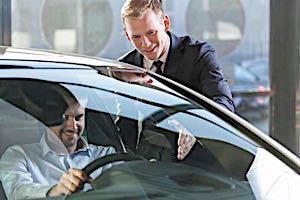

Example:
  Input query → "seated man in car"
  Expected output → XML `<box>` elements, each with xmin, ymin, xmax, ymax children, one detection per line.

<box><xmin>0</xmin><ymin>82</ymin><xmax>198</xmax><ymax>200</ymax></box>
<box><xmin>0</xmin><ymin>86</ymin><xmax>117</xmax><ymax>199</ymax></box>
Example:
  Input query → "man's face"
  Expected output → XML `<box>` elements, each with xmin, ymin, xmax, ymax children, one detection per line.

<box><xmin>124</xmin><ymin>9</ymin><xmax>170</xmax><ymax>60</ymax></box>
<box><xmin>49</xmin><ymin>101</ymin><xmax>85</xmax><ymax>151</ymax></box>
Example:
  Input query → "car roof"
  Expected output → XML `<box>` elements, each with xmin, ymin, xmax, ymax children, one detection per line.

<box><xmin>0</xmin><ymin>46</ymin><xmax>136</xmax><ymax>70</ymax></box>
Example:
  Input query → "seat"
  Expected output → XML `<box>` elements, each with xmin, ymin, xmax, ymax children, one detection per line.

<box><xmin>85</xmin><ymin>110</ymin><xmax>124</xmax><ymax>152</ymax></box>
<box><xmin>0</xmin><ymin>99</ymin><xmax>44</xmax><ymax>200</ymax></box>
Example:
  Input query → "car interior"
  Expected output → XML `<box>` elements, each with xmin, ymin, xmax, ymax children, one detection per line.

<box><xmin>0</xmin><ymin>78</ymin><xmax>257</xmax><ymax>199</ymax></box>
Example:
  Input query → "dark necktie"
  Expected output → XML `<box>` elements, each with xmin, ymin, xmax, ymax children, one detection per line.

<box><xmin>151</xmin><ymin>60</ymin><xmax>163</xmax><ymax>74</ymax></box>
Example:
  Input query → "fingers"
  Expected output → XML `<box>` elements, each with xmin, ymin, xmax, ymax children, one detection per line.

<box><xmin>178</xmin><ymin>129</ymin><xmax>184</xmax><ymax>146</ymax></box>
<box><xmin>168</xmin><ymin>119</ymin><xmax>187</xmax><ymax>145</ymax></box>
<box><xmin>168</xmin><ymin>119</ymin><xmax>196</xmax><ymax>160</ymax></box>
<box><xmin>177</xmin><ymin>134</ymin><xmax>196</xmax><ymax>160</ymax></box>
<box><xmin>67</xmin><ymin>168</ymin><xmax>92</xmax><ymax>191</ymax></box>
<box><xmin>177</xmin><ymin>146</ymin><xmax>186</xmax><ymax>160</ymax></box>
<box><xmin>52</xmin><ymin>168</ymin><xmax>92</xmax><ymax>196</ymax></box>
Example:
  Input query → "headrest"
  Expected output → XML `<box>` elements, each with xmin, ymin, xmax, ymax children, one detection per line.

<box><xmin>21</xmin><ymin>81</ymin><xmax>69</xmax><ymax>126</ymax></box>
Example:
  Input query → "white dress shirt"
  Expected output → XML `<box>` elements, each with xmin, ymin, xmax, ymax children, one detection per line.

<box><xmin>143</xmin><ymin>36</ymin><xmax>170</xmax><ymax>73</ymax></box>
<box><xmin>0</xmin><ymin>131</ymin><xmax>116</xmax><ymax>200</ymax></box>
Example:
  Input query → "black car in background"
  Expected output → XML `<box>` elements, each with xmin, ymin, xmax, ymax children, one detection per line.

<box><xmin>241</xmin><ymin>58</ymin><xmax>270</xmax><ymax>118</ymax></box>
<box><xmin>241</xmin><ymin>58</ymin><xmax>269</xmax><ymax>85</ymax></box>
<box><xmin>223</xmin><ymin>62</ymin><xmax>270</xmax><ymax>120</ymax></box>
<box><xmin>0</xmin><ymin>47</ymin><xmax>298</xmax><ymax>200</ymax></box>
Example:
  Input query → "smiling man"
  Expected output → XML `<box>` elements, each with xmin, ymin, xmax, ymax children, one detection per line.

<box><xmin>0</xmin><ymin>85</ymin><xmax>116</xmax><ymax>199</ymax></box>
<box><xmin>119</xmin><ymin>0</ymin><xmax>235</xmax><ymax>112</ymax></box>
<box><xmin>45</xmin><ymin>95</ymin><xmax>93</xmax><ymax>197</ymax></box>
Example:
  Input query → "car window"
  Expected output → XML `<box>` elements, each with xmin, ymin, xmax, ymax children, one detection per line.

<box><xmin>0</xmin><ymin>98</ymin><xmax>44</xmax><ymax>157</ymax></box>
<box><xmin>0</xmin><ymin>70</ymin><xmax>298</xmax><ymax>200</ymax></box>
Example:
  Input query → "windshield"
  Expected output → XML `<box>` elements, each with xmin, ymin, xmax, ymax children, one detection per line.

<box><xmin>0</xmin><ymin>67</ymin><xmax>298</xmax><ymax>200</ymax></box>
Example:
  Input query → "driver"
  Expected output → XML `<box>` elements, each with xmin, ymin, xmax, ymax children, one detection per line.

<box><xmin>0</xmin><ymin>82</ymin><xmax>198</xmax><ymax>200</ymax></box>
<box><xmin>0</xmin><ymin>86</ymin><xmax>117</xmax><ymax>200</ymax></box>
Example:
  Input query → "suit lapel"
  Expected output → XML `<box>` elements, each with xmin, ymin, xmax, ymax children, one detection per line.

<box><xmin>133</xmin><ymin>51</ymin><xmax>143</xmax><ymax>68</ymax></box>
<box><xmin>164</xmin><ymin>32</ymin><xmax>184</xmax><ymax>78</ymax></box>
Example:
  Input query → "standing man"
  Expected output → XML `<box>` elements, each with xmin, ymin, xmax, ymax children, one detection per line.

<box><xmin>119</xmin><ymin>0</ymin><xmax>235</xmax><ymax>112</ymax></box>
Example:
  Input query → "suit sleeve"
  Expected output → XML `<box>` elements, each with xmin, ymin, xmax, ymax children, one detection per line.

<box><xmin>196</xmin><ymin>44</ymin><xmax>235</xmax><ymax>112</ymax></box>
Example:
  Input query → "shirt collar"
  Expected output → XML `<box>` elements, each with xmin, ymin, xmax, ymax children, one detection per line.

<box><xmin>41</xmin><ymin>131</ymin><xmax>91</xmax><ymax>157</ymax></box>
<box><xmin>143</xmin><ymin>35</ymin><xmax>170</xmax><ymax>71</ymax></box>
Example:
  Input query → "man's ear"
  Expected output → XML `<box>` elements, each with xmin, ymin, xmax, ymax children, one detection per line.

<box><xmin>124</xmin><ymin>28</ymin><xmax>131</xmax><ymax>41</ymax></box>
<box><xmin>163</xmin><ymin>15</ymin><xmax>170</xmax><ymax>32</ymax></box>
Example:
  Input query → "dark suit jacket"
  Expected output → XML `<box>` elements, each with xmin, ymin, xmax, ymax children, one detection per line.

<box><xmin>119</xmin><ymin>31</ymin><xmax>235</xmax><ymax>112</ymax></box>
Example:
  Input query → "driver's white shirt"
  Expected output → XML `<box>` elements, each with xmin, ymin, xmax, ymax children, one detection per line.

<box><xmin>0</xmin><ymin>132</ymin><xmax>116</xmax><ymax>200</ymax></box>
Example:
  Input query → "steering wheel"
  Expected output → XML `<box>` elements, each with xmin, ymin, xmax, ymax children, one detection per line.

<box><xmin>82</xmin><ymin>152</ymin><xmax>145</xmax><ymax>177</ymax></box>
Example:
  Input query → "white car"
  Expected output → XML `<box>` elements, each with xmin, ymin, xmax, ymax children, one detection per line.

<box><xmin>0</xmin><ymin>47</ymin><xmax>299</xmax><ymax>200</ymax></box>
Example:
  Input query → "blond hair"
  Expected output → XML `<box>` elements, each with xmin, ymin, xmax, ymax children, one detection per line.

<box><xmin>121</xmin><ymin>0</ymin><xmax>164</xmax><ymax>24</ymax></box>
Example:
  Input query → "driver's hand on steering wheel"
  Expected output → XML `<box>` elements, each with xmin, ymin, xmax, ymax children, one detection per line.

<box><xmin>168</xmin><ymin>119</ymin><xmax>197</xmax><ymax>160</ymax></box>
<box><xmin>47</xmin><ymin>168</ymin><xmax>93</xmax><ymax>197</ymax></box>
